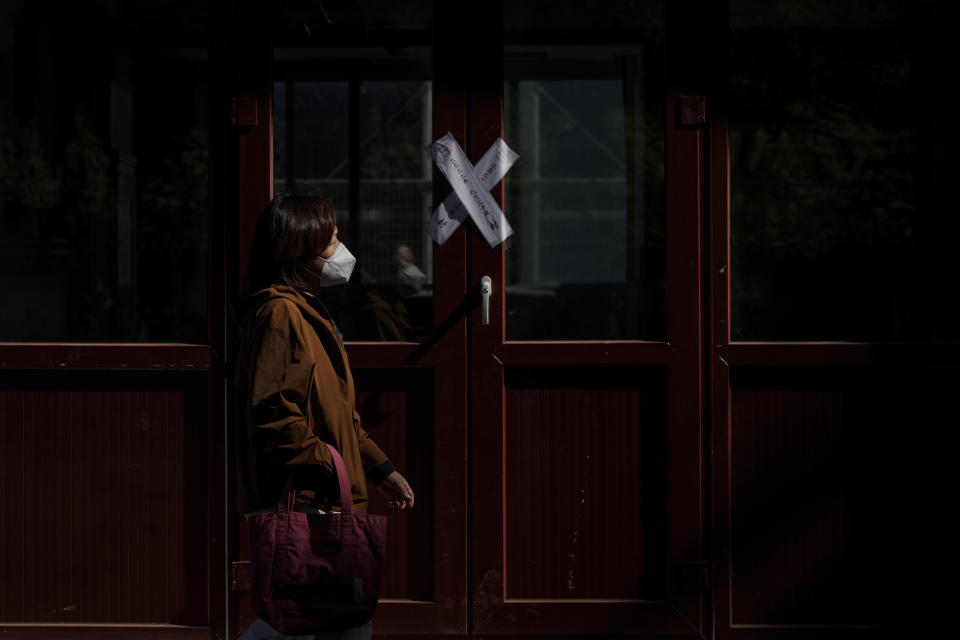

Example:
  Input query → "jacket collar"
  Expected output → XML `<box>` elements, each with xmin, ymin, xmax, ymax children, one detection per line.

<box><xmin>241</xmin><ymin>284</ymin><xmax>334</xmax><ymax>329</ymax></box>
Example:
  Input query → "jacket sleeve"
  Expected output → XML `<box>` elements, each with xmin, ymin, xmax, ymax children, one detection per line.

<box><xmin>246</xmin><ymin>301</ymin><xmax>334</xmax><ymax>474</ymax></box>
<box><xmin>353</xmin><ymin>408</ymin><xmax>395</xmax><ymax>485</ymax></box>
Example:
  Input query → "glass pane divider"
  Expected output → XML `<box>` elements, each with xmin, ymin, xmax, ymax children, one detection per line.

<box><xmin>494</xmin><ymin>340</ymin><xmax>676</xmax><ymax>366</ymax></box>
<box><xmin>0</xmin><ymin>344</ymin><xmax>212</xmax><ymax>369</ymax></box>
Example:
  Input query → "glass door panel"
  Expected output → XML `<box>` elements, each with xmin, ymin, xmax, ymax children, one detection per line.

<box><xmin>470</xmin><ymin>1</ymin><xmax>705</xmax><ymax>635</ymax></box>
<box><xmin>273</xmin><ymin>81</ymin><xmax>349</xmax><ymax>201</ymax></box>
<box><xmin>357</xmin><ymin>81</ymin><xmax>433</xmax><ymax>341</ymax></box>
<box><xmin>503</xmin><ymin>14</ymin><xmax>665</xmax><ymax>340</ymax></box>
<box><xmin>0</xmin><ymin>1</ymin><xmax>209</xmax><ymax>342</ymax></box>
<box><xmin>728</xmin><ymin>0</ymin><xmax>960</xmax><ymax>341</ymax></box>
<box><xmin>272</xmin><ymin>49</ymin><xmax>433</xmax><ymax>341</ymax></box>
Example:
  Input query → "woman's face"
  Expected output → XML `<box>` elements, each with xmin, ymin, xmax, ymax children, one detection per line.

<box><xmin>318</xmin><ymin>226</ymin><xmax>340</xmax><ymax>260</ymax></box>
<box><xmin>301</xmin><ymin>226</ymin><xmax>341</xmax><ymax>293</ymax></box>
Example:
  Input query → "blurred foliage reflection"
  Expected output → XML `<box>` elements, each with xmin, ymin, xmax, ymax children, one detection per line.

<box><xmin>730</xmin><ymin>0</ymin><xmax>959</xmax><ymax>341</ymax></box>
<box><xmin>0</xmin><ymin>1</ymin><xmax>208</xmax><ymax>342</ymax></box>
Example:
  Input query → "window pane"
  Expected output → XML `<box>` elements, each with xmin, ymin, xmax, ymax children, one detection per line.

<box><xmin>730</xmin><ymin>0</ymin><xmax>960</xmax><ymax>341</ymax></box>
<box><xmin>273</xmin><ymin>81</ymin><xmax>350</xmax><ymax>206</ymax></box>
<box><xmin>503</xmin><ymin>4</ymin><xmax>665</xmax><ymax>340</ymax></box>
<box><xmin>272</xmin><ymin>45</ymin><xmax>432</xmax><ymax>342</ymax></box>
<box><xmin>0</xmin><ymin>1</ymin><xmax>208</xmax><ymax>342</ymax></box>
<box><xmin>357</xmin><ymin>81</ymin><xmax>433</xmax><ymax>341</ymax></box>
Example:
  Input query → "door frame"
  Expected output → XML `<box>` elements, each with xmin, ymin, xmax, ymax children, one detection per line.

<box><xmin>225</xmin><ymin>1</ymin><xmax>713</xmax><ymax>637</ymax></box>
<box><xmin>0</xmin><ymin>7</ymin><xmax>229</xmax><ymax>636</ymax></box>
<box><xmin>463</xmin><ymin>2</ymin><xmax>709</xmax><ymax>635</ymax></box>
<box><xmin>226</xmin><ymin>3</ymin><xmax>471</xmax><ymax>636</ymax></box>
<box><xmin>466</xmin><ymin>87</ymin><xmax>708</xmax><ymax>635</ymax></box>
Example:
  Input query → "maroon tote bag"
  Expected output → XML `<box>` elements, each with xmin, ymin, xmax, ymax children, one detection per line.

<box><xmin>248</xmin><ymin>443</ymin><xmax>388</xmax><ymax>634</ymax></box>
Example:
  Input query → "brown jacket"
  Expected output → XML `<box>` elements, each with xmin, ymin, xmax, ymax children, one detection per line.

<box><xmin>233</xmin><ymin>285</ymin><xmax>393</xmax><ymax>514</ymax></box>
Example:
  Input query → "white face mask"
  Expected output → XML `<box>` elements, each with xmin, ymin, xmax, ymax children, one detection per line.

<box><xmin>312</xmin><ymin>242</ymin><xmax>356</xmax><ymax>287</ymax></box>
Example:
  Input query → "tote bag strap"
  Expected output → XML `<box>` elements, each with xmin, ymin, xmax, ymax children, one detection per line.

<box><xmin>323</xmin><ymin>442</ymin><xmax>355</xmax><ymax>516</ymax></box>
<box><xmin>279</xmin><ymin>442</ymin><xmax>355</xmax><ymax>516</ymax></box>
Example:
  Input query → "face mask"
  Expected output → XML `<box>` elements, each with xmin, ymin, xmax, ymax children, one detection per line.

<box><xmin>312</xmin><ymin>242</ymin><xmax>356</xmax><ymax>287</ymax></box>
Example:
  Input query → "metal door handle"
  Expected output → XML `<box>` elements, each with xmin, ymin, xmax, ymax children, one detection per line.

<box><xmin>480</xmin><ymin>276</ymin><xmax>492</xmax><ymax>325</ymax></box>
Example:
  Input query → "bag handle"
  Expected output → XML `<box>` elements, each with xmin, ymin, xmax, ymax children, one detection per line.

<box><xmin>279</xmin><ymin>442</ymin><xmax>355</xmax><ymax>516</ymax></box>
<box><xmin>324</xmin><ymin>442</ymin><xmax>355</xmax><ymax>515</ymax></box>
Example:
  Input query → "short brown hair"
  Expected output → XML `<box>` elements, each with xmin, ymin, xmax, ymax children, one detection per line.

<box><xmin>247</xmin><ymin>194</ymin><xmax>337</xmax><ymax>290</ymax></box>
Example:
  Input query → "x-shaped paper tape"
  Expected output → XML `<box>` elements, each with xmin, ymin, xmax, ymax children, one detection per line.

<box><xmin>424</xmin><ymin>133</ymin><xmax>518</xmax><ymax>248</ymax></box>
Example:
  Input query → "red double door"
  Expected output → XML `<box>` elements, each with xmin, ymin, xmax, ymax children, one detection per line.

<box><xmin>229</xmin><ymin>5</ymin><xmax>708</xmax><ymax>639</ymax></box>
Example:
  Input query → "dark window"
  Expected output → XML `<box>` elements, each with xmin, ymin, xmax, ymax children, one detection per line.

<box><xmin>503</xmin><ymin>1</ymin><xmax>666</xmax><ymax>341</ymax></box>
<box><xmin>0</xmin><ymin>1</ymin><xmax>209</xmax><ymax>342</ymax></box>
<box><xmin>729</xmin><ymin>0</ymin><xmax>960</xmax><ymax>341</ymax></box>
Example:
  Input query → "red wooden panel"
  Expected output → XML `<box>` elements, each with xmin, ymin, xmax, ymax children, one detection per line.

<box><xmin>353</xmin><ymin>368</ymin><xmax>434</xmax><ymax>603</ymax></box>
<box><xmin>727</xmin><ymin>366</ymin><xmax>960</xmax><ymax>633</ymax></box>
<box><xmin>730</xmin><ymin>385</ymin><xmax>849</xmax><ymax>625</ymax></box>
<box><xmin>504</xmin><ymin>367</ymin><xmax>666</xmax><ymax>600</ymax></box>
<box><xmin>0</xmin><ymin>372</ymin><xmax>207</xmax><ymax>626</ymax></box>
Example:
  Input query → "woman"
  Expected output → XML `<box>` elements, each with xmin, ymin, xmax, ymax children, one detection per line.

<box><xmin>234</xmin><ymin>195</ymin><xmax>415</xmax><ymax>640</ymax></box>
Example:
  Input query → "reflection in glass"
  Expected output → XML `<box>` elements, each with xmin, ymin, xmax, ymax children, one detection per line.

<box><xmin>273</xmin><ymin>76</ymin><xmax>433</xmax><ymax>342</ymax></box>
<box><xmin>0</xmin><ymin>1</ymin><xmax>208</xmax><ymax>342</ymax></box>
<box><xmin>273</xmin><ymin>82</ymin><xmax>350</xmax><ymax>208</ymax></box>
<box><xmin>730</xmin><ymin>0</ymin><xmax>960</xmax><ymax>341</ymax></box>
<box><xmin>504</xmin><ymin>51</ymin><xmax>665</xmax><ymax>340</ymax></box>
<box><xmin>357</xmin><ymin>81</ymin><xmax>433</xmax><ymax>341</ymax></box>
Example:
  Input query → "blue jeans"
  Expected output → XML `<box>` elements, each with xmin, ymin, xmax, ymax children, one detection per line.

<box><xmin>238</xmin><ymin>618</ymin><xmax>372</xmax><ymax>640</ymax></box>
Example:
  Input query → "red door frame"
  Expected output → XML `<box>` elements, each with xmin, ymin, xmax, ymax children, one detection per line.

<box><xmin>0</xmin><ymin>12</ymin><xmax>230</xmax><ymax>638</ymax></box>
<box><xmin>466</xmin><ymin>90</ymin><xmax>708</xmax><ymax>636</ymax></box>
<box><xmin>227</xmin><ymin>4</ymin><xmax>472</xmax><ymax>636</ymax></box>
<box><xmin>228</xmin><ymin>4</ymin><xmax>712</xmax><ymax>638</ymax></box>
<box><xmin>707</xmin><ymin>111</ymin><xmax>960</xmax><ymax>640</ymax></box>
<box><xmin>463</xmin><ymin>3</ymin><xmax>708</xmax><ymax>635</ymax></box>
